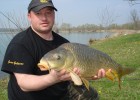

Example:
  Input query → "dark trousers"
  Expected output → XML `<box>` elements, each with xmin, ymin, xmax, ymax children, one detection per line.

<box><xmin>61</xmin><ymin>83</ymin><xmax>99</xmax><ymax>100</ymax></box>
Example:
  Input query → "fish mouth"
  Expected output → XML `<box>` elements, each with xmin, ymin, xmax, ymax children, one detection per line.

<box><xmin>37</xmin><ymin>59</ymin><xmax>50</xmax><ymax>71</ymax></box>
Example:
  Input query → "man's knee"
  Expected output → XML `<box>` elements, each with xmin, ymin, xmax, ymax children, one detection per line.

<box><xmin>67</xmin><ymin>83</ymin><xmax>99</xmax><ymax>100</ymax></box>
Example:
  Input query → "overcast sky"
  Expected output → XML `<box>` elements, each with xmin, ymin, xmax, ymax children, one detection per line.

<box><xmin>0</xmin><ymin>0</ymin><xmax>140</xmax><ymax>27</ymax></box>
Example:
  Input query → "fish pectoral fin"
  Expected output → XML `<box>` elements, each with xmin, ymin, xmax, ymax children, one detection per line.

<box><xmin>81</xmin><ymin>78</ymin><xmax>90</xmax><ymax>91</ymax></box>
<box><xmin>105</xmin><ymin>69</ymin><xmax>116</xmax><ymax>82</ymax></box>
<box><xmin>70</xmin><ymin>72</ymin><xmax>83</xmax><ymax>86</ymax></box>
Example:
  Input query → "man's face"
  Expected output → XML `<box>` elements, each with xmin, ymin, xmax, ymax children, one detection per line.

<box><xmin>28</xmin><ymin>7</ymin><xmax>55</xmax><ymax>34</ymax></box>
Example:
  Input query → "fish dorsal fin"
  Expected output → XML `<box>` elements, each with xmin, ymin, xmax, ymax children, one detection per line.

<box><xmin>81</xmin><ymin>77</ymin><xmax>90</xmax><ymax>91</ymax></box>
<box><xmin>70</xmin><ymin>72</ymin><xmax>83</xmax><ymax>86</ymax></box>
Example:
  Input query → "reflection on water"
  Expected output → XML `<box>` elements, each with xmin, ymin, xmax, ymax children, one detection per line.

<box><xmin>0</xmin><ymin>33</ymin><xmax>14</xmax><ymax>64</ymax></box>
<box><xmin>0</xmin><ymin>33</ymin><xmax>15</xmax><ymax>77</ymax></box>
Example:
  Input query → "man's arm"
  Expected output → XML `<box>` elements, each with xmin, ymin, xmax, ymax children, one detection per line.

<box><xmin>15</xmin><ymin>68</ymin><xmax>106</xmax><ymax>92</ymax></box>
<box><xmin>14</xmin><ymin>69</ymin><xmax>70</xmax><ymax>92</ymax></box>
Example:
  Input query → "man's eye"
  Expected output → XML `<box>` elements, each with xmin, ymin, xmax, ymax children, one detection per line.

<box><xmin>46</xmin><ymin>12</ymin><xmax>52</xmax><ymax>15</ymax></box>
<box><xmin>35</xmin><ymin>12</ymin><xmax>40</xmax><ymax>15</ymax></box>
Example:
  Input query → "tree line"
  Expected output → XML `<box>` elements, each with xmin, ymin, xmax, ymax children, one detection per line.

<box><xmin>53</xmin><ymin>9</ymin><xmax>140</xmax><ymax>33</ymax></box>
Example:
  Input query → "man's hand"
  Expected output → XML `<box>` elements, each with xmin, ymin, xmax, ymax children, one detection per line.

<box><xmin>49</xmin><ymin>68</ymin><xmax>106</xmax><ymax>84</ymax></box>
<box><xmin>73</xmin><ymin>68</ymin><xmax>106</xmax><ymax>80</ymax></box>
<box><xmin>49</xmin><ymin>69</ymin><xmax>71</xmax><ymax>83</ymax></box>
<box><xmin>48</xmin><ymin>68</ymin><xmax>81</xmax><ymax>82</ymax></box>
<box><xmin>92</xmin><ymin>68</ymin><xmax>106</xmax><ymax>80</ymax></box>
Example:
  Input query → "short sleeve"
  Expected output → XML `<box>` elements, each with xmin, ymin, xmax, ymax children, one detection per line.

<box><xmin>1</xmin><ymin>43</ymin><xmax>35</xmax><ymax>74</ymax></box>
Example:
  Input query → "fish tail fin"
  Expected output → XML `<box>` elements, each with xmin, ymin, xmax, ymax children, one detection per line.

<box><xmin>120</xmin><ymin>67</ymin><xmax>136</xmax><ymax>76</ymax></box>
<box><xmin>105</xmin><ymin>67</ymin><xmax>135</xmax><ymax>89</ymax></box>
<box><xmin>118</xmin><ymin>76</ymin><xmax>121</xmax><ymax>89</ymax></box>
<box><xmin>105</xmin><ymin>69</ymin><xmax>122</xmax><ymax>89</ymax></box>
<box><xmin>117</xmin><ymin>66</ymin><xmax>136</xmax><ymax>89</ymax></box>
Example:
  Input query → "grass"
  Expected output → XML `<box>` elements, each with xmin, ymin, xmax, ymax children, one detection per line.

<box><xmin>0</xmin><ymin>77</ymin><xmax>8</xmax><ymax>100</ymax></box>
<box><xmin>90</xmin><ymin>33</ymin><xmax>140</xmax><ymax>100</ymax></box>
<box><xmin>0</xmin><ymin>33</ymin><xmax>140</xmax><ymax>100</ymax></box>
<box><xmin>91</xmin><ymin>33</ymin><xmax>140</xmax><ymax>68</ymax></box>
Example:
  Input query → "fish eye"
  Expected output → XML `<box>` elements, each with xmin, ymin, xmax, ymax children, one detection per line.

<box><xmin>56</xmin><ymin>55</ymin><xmax>61</xmax><ymax>60</ymax></box>
<box><xmin>53</xmin><ymin>54</ymin><xmax>61</xmax><ymax>60</ymax></box>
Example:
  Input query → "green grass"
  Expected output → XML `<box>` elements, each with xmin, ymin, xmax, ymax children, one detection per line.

<box><xmin>0</xmin><ymin>33</ymin><xmax>140</xmax><ymax>100</ymax></box>
<box><xmin>0</xmin><ymin>77</ymin><xmax>8</xmax><ymax>100</ymax></box>
<box><xmin>90</xmin><ymin>33</ymin><xmax>140</xmax><ymax>100</ymax></box>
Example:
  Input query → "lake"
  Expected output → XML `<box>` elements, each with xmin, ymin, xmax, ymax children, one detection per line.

<box><xmin>60</xmin><ymin>32</ymin><xmax>113</xmax><ymax>44</ymax></box>
<box><xmin>0</xmin><ymin>32</ymin><xmax>114</xmax><ymax>78</ymax></box>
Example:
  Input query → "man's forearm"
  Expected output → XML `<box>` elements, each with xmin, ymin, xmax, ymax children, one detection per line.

<box><xmin>14</xmin><ymin>73</ymin><xmax>58</xmax><ymax>92</ymax></box>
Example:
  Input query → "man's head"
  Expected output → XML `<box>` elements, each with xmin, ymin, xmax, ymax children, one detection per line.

<box><xmin>28</xmin><ymin>0</ymin><xmax>57</xmax><ymax>13</ymax></box>
<box><xmin>27</xmin><ymin>0</ymin><xmax>57</xmax><ymax>34</ymax></box>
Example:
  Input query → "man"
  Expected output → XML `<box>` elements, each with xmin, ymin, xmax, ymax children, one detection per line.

<box><xmin>1</xmin><ymin>0</ymin><xmax>105</xmax><ymax>100</ymax></box>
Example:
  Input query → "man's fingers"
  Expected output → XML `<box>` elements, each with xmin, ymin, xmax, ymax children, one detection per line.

<box><xmin>59</xmin><ymin>69</ymin><xmax>67</xmax><ymax>75</ymax></box>
<box><xmin>73</xmin><ymin>67</ymin><xmax>80</xmax><ymax>75</ymax></box>
<box><xmin>92</xmin><ymin>75</ymin><xmax>98</xmax><ymax>80</ymax></box>
<box><xmin>60</xmin><ymin>74</ymin><xmax>71</xmax><ymax>81</ymax></box>
<box><xmin>92</xmin><ymin>68</ymin><xmax>106</xmax><ymax>80</ymax></box>
<box><xmin>98</xmin><ymin>68</ymin><xmax>106</xmax><ymax>78</ymax></box>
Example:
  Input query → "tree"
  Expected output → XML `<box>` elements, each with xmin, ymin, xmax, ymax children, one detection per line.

<box><xmin>59</xmin><ymin>23</ymin><xmax>72</xmax><ymax>33</ymax></box>
<box><xmin>98</xmin><ymin>6</ymin><xmax>118</xmax><ymax>30</ymax></box>
<box><xmin>130</xmin><ymin>9</ymin><xmax>140</xmax><ymax>30</ymax></box>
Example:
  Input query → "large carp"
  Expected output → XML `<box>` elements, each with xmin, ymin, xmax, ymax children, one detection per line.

<box><xmin>38</xmin><ymin>43</ymin><xmax>135</xmax><ymax>90</ymax></box>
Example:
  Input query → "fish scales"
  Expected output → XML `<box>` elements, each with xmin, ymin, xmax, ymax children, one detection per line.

<box><xmin>38</xmin><ymin>43</ymin><xmax>135</xmax><ymax>90</ymax></box>
<box><xmin>60</xmin><ymin>43</ymin><xmax>118</xmax><ymax>77</ymax></box>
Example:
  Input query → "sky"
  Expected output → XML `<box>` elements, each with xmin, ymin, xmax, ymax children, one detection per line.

<box><xmin>0</xmin><ymin>0</ymin><xmax>140</xmax><ymax>27</ymax></box>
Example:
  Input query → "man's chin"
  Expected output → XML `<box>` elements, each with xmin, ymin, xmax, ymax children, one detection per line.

<box><xmin>38</xmin><ymin>25</ymin><xmax>52</xmax><ymax>32</ymax></box>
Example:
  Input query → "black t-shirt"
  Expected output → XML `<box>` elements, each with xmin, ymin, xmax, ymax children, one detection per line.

<box><xmin>1</xmin><ymin>27</ymin><xmax>69</xmax><ymax>100</ymax></box>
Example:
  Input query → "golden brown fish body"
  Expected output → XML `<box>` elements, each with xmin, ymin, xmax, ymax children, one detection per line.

<box><xmin>38</xmin><ymin>43</ymin><xmax>135</xmax><ymax>90</ymax></box>
<box><xmin>56</xmin><ymin>43</ymin><xmax>115</xmax><ymax>77</ymax></box>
